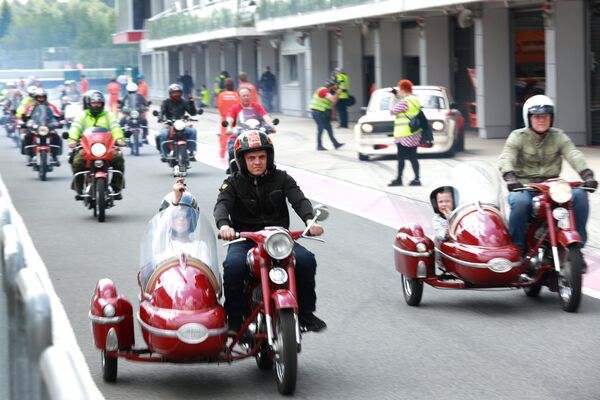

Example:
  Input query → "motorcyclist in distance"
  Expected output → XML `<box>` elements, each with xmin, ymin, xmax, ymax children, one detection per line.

<box><xmin>214</xmin><ymin>131</ymin><xmax>326</xmax><ymax>333</ymax></box>
<box><xmin>67</xmin><ymin>90</ymin><xmax>126</xmax><ymax>199</ymax></box>
<box><xmin>225</xmin><ymin>87</ymin><xmax>276</xmax><ymax>134</ymax></box>
<box><xmin>15</xmin><ymin>85</ymin><xmax>38</xmax><ymax>119</ymax></box>
<box><xmin>498</xmin><ymin>94</ymin><xmax>597</xmax><ymax>256</ymax></box>
<box><xmin>157</xmin><ymin>83</ymin><xmax>198</xmax><ymax>162</ymax></box>
<box><xmin>120</xmin><ymin>82</ymin><xmax>149</xmax><ymax>143</ymax></box>
<box><xmin>21</xmin><ymin>88</ymin><xmax>63</xmax><ymax>166</ymax></box>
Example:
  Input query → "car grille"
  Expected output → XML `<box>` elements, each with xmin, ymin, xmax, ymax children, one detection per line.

<box><xmin>362</xmin><ymin>121</ymin><xmax>394</xmax><ymax>134</ymax></box>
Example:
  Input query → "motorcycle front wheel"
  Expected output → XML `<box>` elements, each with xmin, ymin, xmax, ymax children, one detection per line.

<box><xmin>273</xmin><ymin>309</ymin><xmax>297</xmax><ymax>395</ymax></box>
<box><xmin>558</xmin><ymin>246</ymin><xmax>583</xmax><ymax>312</ymax></box>
<box><xmin>132</xmin><ymin>131</ymin><xmax>140</xmax><ymax>156</ymax></box>
<box><xmin>401</xmin><ymin>274</ymin><xmax>423</xmax><ymax>306</ymax></box>
<box><xmin>96</xmin><ymin>178</ymin><xmax>106</xmax><ymax>223</ymax></box>
<box><xmin>38</xmin><ymin>150</ymin><xmax>47</xmax><ymax>181</ymax></box>
<box><xmin>176</xmin><ymin>144</ymin><xmax>188</xmax><ymax>176</ymax></box>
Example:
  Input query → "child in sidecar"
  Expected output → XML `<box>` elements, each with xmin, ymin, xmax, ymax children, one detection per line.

<box><xmin>430</xmin><ymin>185</ymin><xmax>458</xmax><ymax>242</ymax></box>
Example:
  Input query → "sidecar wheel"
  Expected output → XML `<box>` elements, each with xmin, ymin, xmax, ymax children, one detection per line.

<box><xmin>401</xmin><ymin>274</ymin><xmax>423</xmax><ymax>306</ymax></box>
<box><xmin>558</xmin><ymin>246</ymin><xmax>583</xmax><ymax>313</ymax></box>
<box><xmin>101</xmin><ymin>351</ymin><xmax>118</xmax><ymax>382</ymax></box>
<box><xmin>273</xmin><ymin>309</ymin><xmax>297</xmax><ymax>395</ymax></box>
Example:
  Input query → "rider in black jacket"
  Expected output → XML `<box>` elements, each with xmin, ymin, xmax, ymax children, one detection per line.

<box><xmin>157</xmin><ymin>83</ymin><xmax>198</xmax><ymax>161</ymax></box>
<box><xmin>214</xmin><ymin>131</ymin><xmax>327</xmax><ymax>333</ymax></box>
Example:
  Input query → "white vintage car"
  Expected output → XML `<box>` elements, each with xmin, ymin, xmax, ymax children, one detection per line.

<box><xmin>354</xmin><ymin>86</ymin><xmax>465</xmax><ymax>160</ymax></box>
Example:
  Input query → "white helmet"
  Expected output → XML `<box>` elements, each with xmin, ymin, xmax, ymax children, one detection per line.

<box><xmin>522</xmin><ymin>94</ymin><xmax>554</xmax><ymax>129</ymax></box>
<box><xmin>27</xmin><ymin>85</ymin><xmax>37</xmax><ymax>97</ymax></box>
<box><xmin>126</xmin><ymin>82</ymin><xmax>138</xmax><ymax>93</ymax></box>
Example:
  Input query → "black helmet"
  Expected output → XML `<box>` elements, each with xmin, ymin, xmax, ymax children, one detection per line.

<box><xmin>83</xmin><ymin>90</ymin><xmax>105</xmax><ymax>116</ymax></box>
<box><xmin>429</xmin><ymin>186</ymin><xmax>458</xmax><ymax>215</ymax></box>
<box><xmin>233</xmin><ymin>131</ymin><xmax>274</xmax><ymax>174</ymax></box>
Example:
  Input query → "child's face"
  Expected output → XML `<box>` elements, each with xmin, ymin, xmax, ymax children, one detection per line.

<box><xmin>436</xmin><ymin>192</ymin><xmax>454</xmax><ymax>214</ymax></box>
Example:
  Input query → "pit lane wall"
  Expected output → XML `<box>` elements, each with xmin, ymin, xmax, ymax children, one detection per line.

<box><xmin>0</xmin><ymin>190</ymin><xmax>100</xmax><ymax>399</ymax></box>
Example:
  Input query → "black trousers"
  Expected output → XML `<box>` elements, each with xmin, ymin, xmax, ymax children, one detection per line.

<box><xmin>223</xmin><ymin>240</ymin><xmax>318</xmax><ymax>320</ymax></box>
<box><xmin>395</xmin><ymin>143</ymin><xmax>419</xmax><ymax>180</ymax></box>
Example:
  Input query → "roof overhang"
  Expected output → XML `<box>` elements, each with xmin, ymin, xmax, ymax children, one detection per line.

<box><xmin>146</xmin><ymin>27</ymin><xmax>263</xmax><ymax>49</ymax></box>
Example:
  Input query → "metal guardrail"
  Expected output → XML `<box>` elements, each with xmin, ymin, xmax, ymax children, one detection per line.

<box><xmin>0</xmin><ymin>197</ymin><xmax>95</xmax><ymax>399</ymax></box>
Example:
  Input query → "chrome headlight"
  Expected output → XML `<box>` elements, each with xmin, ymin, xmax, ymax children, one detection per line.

<box><xmin>102</xmin><ymin>304</ymin><xmax>116</xmax><ymax>317</ymax></box>
<box><xmin>552</xmin><ymin>207</ymin><xmax>569</xmax><ymax>221</ymax></box>
<box><xmin>487</xmin><ymin>258</ymin><xmax>512</xmax><ymax>273</ymax></box>
<box><xmin>173</xmin><ymin>119</ymin><xmax>186</xmax><ymax>131</ymax></box>
<box><xmin>415</xmin><ymin>242</ymin><xmax>427</xmax><ymax>253</ymax></box>
<box><xmin>264</xmin><ymin>231</ymin><xmax>294</xmax><ymax>260</ymax></box>
<box><xmin>38</xmin><ymin>125</ymin><xmax>49</xmax><ymax>136</ymax></box>
<box><xmin>90</xmin><ymin>143</ymin><xmax>107</xmax><ymax>157</ymax></box>
<box><xmin>94</xmin><ymin>160</ymin><xmax>104</xmax><ymax>168</ymax></box>
<box><xmin>361</xmin><ymin>123</ymin><xmax>373</xmax><ymax>133</ymax></box>
<box><xmin>130</xmin><ymin>110</ymin><xmax>140</xmax><ymax>119</ymax></box>
<box><xmin>177</xmin><ymin>323</ymin><xmax>208</xmax><ymax>344</ymax></box>
<box><xmin>269</xmin><ymin>267</ymin><xmax>288</xmax><ymax>285</ymax></box>
<box><xmin>431</xmin><ymin>121</ymin><xmax>445</xmax><ymax>131</ymax></box>
<box><xmin>549</xmin><ymin>181</ymin><xmax>572</xmax><ymax>204</ymax></box>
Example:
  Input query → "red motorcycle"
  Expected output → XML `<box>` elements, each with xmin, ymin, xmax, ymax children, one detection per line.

<box><xmin>394</xmin><ymin>162</ymin><xmax>592</xmax><ymax>313</ymax></box>
<box><xmin>89</xmin><ymin>201</ymin><xmax>328</xmax><ymax>395</ymax></box>
<box><xmin>23</xmin><ymin>118</ymin><xmax>62</xmax><ymax>181</ymax></box>
<box><xmin>64</xmin><ymin>127</ymin><xmax>129</xmax><ymax>222</ymax></box>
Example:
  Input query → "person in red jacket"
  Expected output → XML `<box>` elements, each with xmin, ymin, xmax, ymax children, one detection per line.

<box><xmin>21</xmin><ymin>88</ymin><xmax>63</xmax><ymax>165</ymax></box>
<box><xmin>216</xmin><ymin>78</ymin><xmax>240</xmax><ymax>159</ymax></box>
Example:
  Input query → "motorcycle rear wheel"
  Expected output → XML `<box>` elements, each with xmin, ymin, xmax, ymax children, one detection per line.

<box><xmin>38</xmin><ymin>150</ymin><xmax>47</xmax><ymax>181</ymax></box>
<box><xmin>96</xmin><ymin>178</ymin><xmax>106</xmax><ymax>223</ymax></box>
<box><xmin>132</xmin><ymin>131</ymin><xmax>140</xmax><ymax>156</ymax></box>
<box><xmin>558</xmin><ymin>246</ymin><xmax>583</xmax><ymax>313</ymax></box>
<box><xmin>101</xmin><ymin>351</ymin><xmax>118</xmax><ymax>382</ymax></box>
<box><xmin>401</xmin><ymin>274</ymin><xmax>423</xmax><ymax>306</ymax></box>
<box><xmin>177</xmin><ymin>145</ymin><xmax>188</xmax><ymax>175</ymax></box>
<box><xmin>274</xmin><ymin>309</ymin><xmax>297</xmax><ymax>395</ymax></box>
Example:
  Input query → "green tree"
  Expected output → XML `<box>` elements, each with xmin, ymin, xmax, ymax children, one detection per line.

<box><xmin>0</xmin><ymin>0</ymin><xmax>12</xmax><ymax>39</ymax></box>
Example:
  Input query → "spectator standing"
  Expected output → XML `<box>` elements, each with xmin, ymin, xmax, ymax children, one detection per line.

<box><xmin>80</xmin><ymin>74</ymin><xmax>89</xmax><ymax>94</ymax></box>
<box><xmin>198</xmin><ymin>84</ymin><xmax>211</xmax><ymax>108</ymax></box>
<box><xmin>259</xmin><ymin>66</ymin><xmax>276</xmax><ymax>113</ymax></box>
<box><xmin>107</xmin><ymin>77</ymin><xmax>121</xmax><ymax>114</ymax></box>
<box><xmin>309</xmin><ymin>79</ymin><xmax>344</xmax><ymax>151</ymax></box>
<box><xmin>334</xmin><ymin>67</ymin><xmax>351</xmax><ymax>128</ymax></box>
<box><xmin>179</xmin><ymin>70</ymin><xmax>195</xmax><ymax>98</ymax></box>
<box><xmin>214</xmin><ymin>71</ymin><xmax>229</xmax><ymax>98</ymax></box>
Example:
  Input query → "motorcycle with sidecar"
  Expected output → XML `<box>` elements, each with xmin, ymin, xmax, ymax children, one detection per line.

<box><xmin>394</xmin><ymin>162</ymin><xmax>592</xmax><ymax>312</ymax></box>
<box><xmin>89</xmin><ymin>198</ymin><xmax>329</xmax><ymax>395</ymax></box>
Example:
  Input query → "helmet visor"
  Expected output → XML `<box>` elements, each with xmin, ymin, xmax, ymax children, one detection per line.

<box><xmin>528</xmin><ymin>104</ymin><xmax>553</xmax><ymax>115</ymax></box>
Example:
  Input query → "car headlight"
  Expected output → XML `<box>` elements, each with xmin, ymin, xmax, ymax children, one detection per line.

<box><xmin>361</xmin><ymin>123</ymin><xmax>373</xmax><ymax>133</ymax></box>
<box><xmin>130</xmin><ymin>110</ymin><xmax>139</xmax><ymax>119</ymax></box>
<box><xmin>264</xmin><ymin>231</ymin><xmax>294</xmax><ymax>260</ymax></box>
<box><xmin>90</xmin><ymin>143</ymin><xmax>107</xmax><ymax>157</ymax></box>
<box><xmin>103</xmin><ymin>304</ymin><xmax>116</xmax><ymax>317</ymax></box>
<box><xmin>548</xmin><ymin>181</ymin><xmax>572</xmax><ymax>204</ymax></box>
<box><xmin>173</xmin><ymin>120</ymin><xmax>186</xmax><ymax>131</ymax></box>
<box><xmin>487</xmin><ymin>258</ymin><xmax>512</xmax><ymax>273</ymax></box>
<box><xmin>269</xmin><ymin>267</ymin><xmax>288</xmax><ymax>285</ymax></box>
<box><xmin>38</xmin><ymin>125</ymin><xmax>49</xmax><ymax>136</ymax></box>
<box><xmin>431</xmin><ymin>121</ymin><xmax>445</xmax><ymax>131</ymax></box>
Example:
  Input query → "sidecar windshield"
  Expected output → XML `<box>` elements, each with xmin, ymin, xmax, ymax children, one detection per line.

<box><xmin>450</xmin><ymin>161</ymin><xmax>506</xmax><ymax>211</ymax></box>
<box><xmin>139</xmin><ymin>205</ymin><xmax>220</xmax><ymax>290</ymax></box>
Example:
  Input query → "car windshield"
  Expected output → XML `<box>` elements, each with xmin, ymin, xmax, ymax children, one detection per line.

<box><xmin>139</xmin><ymin>204</ymin><xmax>220</xmax><ymax>290</ymax></box>
<box><xmin>368</xmin><ymin>89</ymin><xmax>447</xmax><ymax>112</ymax></box>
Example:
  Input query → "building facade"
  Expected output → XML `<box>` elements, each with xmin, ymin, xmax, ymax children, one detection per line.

<box><xmin>124</xmin><ymin>0</ymin><xmax>600</xmax><ymax>145</ymax></box>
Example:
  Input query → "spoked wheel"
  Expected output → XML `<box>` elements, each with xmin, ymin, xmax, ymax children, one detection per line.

<box><xmin>101</xmin><ymin>351</ymin><xmax>118</xmax><ymax>382</ymax></box>
<box><xmin>177</xmin><ymin>145</ymin><xmax>188</xmax><ymax>175</ymax></box>
<box><xmin>558</xmin><ymin>246</ymin><xmax>583</xmax><ymax>313</ymax></box>
<box><xmin>401</xmin><ymin>274</ymin><xmax>423</xmax><ymax>306</ymax></box>
<box><xmin>96</xmin><ymin>178</ymin><xmax>106</xmax><ymax>223</ymax></box>
<box><xmin>273</xmin><ymin>309</ymin><xmax>297</xmax><ymax>395</ymax></box>
<box><xmin>38</xmin><ymin>150</ymin><xmax>47</xmax><ymax>181</ymax></box>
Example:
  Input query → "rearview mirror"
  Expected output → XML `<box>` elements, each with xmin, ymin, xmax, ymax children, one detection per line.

<box><xmin>152</xmin><ymin>110</ymin><xmax>159</xmax><ymax>117</ymax></box>
<box><xmin>272</xmin><ymin>118</ymin><xmax>279</xmax><ymax>126</ymax></box>
<box><xmin>61</xmin><ymin>131</ymin><xmax>69</xmax><ymax>139</ymax></box>
<box><xmin>197</xmin><ymin>108</ymin><xmax>204</xmax><ymax>115</ymax></box>
<box><xmin>147</xmin><ymin>101</ymin><xmax>152</xmax><ymax>106</ymax></box>
<box><xmin>313</xmin><ymin>204</ymin><xmax>329</xmax><ymax>222</ymax></box>
<box><xmin>124</xmin><ymin>130</ymin><xmax>132</xmax><ymax>138</ymax></box>
<box><xmin>221</xmin><ymin>120</ymin><xmax>229</xmax><ymax>128</ymax></box>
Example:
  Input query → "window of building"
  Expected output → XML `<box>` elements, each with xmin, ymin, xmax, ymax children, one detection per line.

<box><xmin>283</xmin><ymin>55</ymin><xmax>298</xmax><ymax>84</ymax></box>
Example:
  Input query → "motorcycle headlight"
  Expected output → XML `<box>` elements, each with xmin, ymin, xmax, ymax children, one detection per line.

<box><xmin>431</xmin><ymin>121</ymin><xmax>445</xmax><ymax>131</ymax></box>
<box><xmin>90</xmin><ymin>143</ymin><xmax>107</xmax><ymax>157</ymax></box>
<box><xmin>264</xmin><ymin>231</ymin><xmax>294</xmax><ymax>260</ymax></box>
<box><xmin>549</xmin><ymin>181</ymin><xmax>572</xmax><ymax>204</ymax></box>
<box><xmin>94</xmin><ymin>160</ymin><xmax>104</xmax><ymax>168</ymax></box>
<box><xmin>130</xmin><ymin>110</ymin><xmax>140</xmax><ymax>119</ymax></box>
<box><xmin>552</xmin><ymin>207</ymin><xmax>569</xmax><ymax>221</ymax></box>
<box><xmin>38</xmin><ymin>125</ymin><xmax>49</xmax><ymax>136</ymax></box>
<box><xmin>415</xmin><ymin>242</ymin><xmax>427</xmax><ymax>253</ymax></box>
<box><xmin>173</xmin><ymin>120</ymin><xmax>186</xmax><ymax>131</ymax></box>
<box><xmin>269</xmin><ymin>267</ymin><xmax>288</xmax><ymax>285</ymax></box>
<box><xmin>361</xmin><ymin>123</ymin><xmax>373</xmax><ymax>133</ymax></box>
<box><xmin>102</xmin><ymin>304</ymin><xmax>116</xmax><ymax>317</ymax></box>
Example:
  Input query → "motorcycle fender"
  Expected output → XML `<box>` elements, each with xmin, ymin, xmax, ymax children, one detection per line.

<box><xmin>176</xmin><ymin>140</ymin><xmax>187</xmax><ymax>146</ymax></box>
<box><xmin>37</xmin><ymin>146</ymin><xmax>49</xmax><ymax>151</ymax></box>
<box><xmin>272</xmin><ymin>290</ymin><xmax>298</xmax><ymax>311</ymax></box>
<box><xmin>557</xmin><ymin>230</ymin><xmax>582</xmax><ymax>248</ymax></box>
<box><xmin>94</xmin><ymin>171</ymin><xmax>108</xmax><ymax>179</ymax></box>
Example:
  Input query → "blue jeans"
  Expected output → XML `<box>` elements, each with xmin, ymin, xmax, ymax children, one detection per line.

<box><xmin>508</xmin><ymin>189</ymin><xmax>589</xmax><ymax>254</ymax></box>
<box><xmin>311</xmin><ymin>110</ymin><xmax>340</xmax><ymax>149</ymax></box>
<box><xmin>262</xmin><ymin>90</ymin><xmax>274</xmax><ymax>113</ymax></box>
<box><xmin>336</xmin><ymin>98</ymin><xmax>349</xmax><ymax>128</ymax></box>
<box><xmin>223</xmin><ymin>240</ymin><xmax>317</xmax><ymax>321</ymax></box>
<box><xmin>158</xmin><ymin>127</ymin><xmax>197</xmax><ymax>155</ymax></box>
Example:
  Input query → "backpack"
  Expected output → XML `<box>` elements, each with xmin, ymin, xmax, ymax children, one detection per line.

<box><xmin>404</xmin><ymin>98</ymin><xmax>433</xmax><ymax>148</ymax></box>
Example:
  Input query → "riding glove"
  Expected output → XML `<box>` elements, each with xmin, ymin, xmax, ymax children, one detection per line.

<box><xmin>503</xmin><ymin>171</ymin><xmax>524</xmax><ymax>192</ymax></box>
<box><xmin>579</xmin><ymin>169</ymin><xmax>598</xmax><ymax>192</ymax></box>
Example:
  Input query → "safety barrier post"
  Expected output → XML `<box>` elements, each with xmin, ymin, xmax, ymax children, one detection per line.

<box><xmin>40</xmin><ymin>346</ymin><xmax>91</xmax><ymax>400</ymax></box>
<box><xmin>16</xmin><ymin>268</ymin><xmax>52</xmax><ymax>400</ymax></box>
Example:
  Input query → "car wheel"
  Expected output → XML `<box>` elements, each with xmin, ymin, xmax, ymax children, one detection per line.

<box><xmin>358</xmin><ymin>153</ymin><xmax>370</xmax><ymax>161</ymax></box>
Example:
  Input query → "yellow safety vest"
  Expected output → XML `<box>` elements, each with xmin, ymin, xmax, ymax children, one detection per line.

<box><xmin>68</xmin><ymin>109</ymin><xmax>124</xmax><ymax>142</ymax></box>
<box><xmin>336</xmin><ymin>73</ymin><xmax>350</xmax><ymax>99</ymax></box>
<box><xmin>309</xmin><ymin>87</ymin><xmax>332</xmax><ymax>111</ymax></box>
<box><xmin>393</xmin><ymin>94</ymin><xmax>421</xmax><ymax>138</ymax></box>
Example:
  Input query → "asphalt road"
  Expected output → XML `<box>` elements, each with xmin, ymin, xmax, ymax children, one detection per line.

<box><xmin>0</xmin><ymin>128</ymin><xmax>600</xmax><ymax>400</ymax></box>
